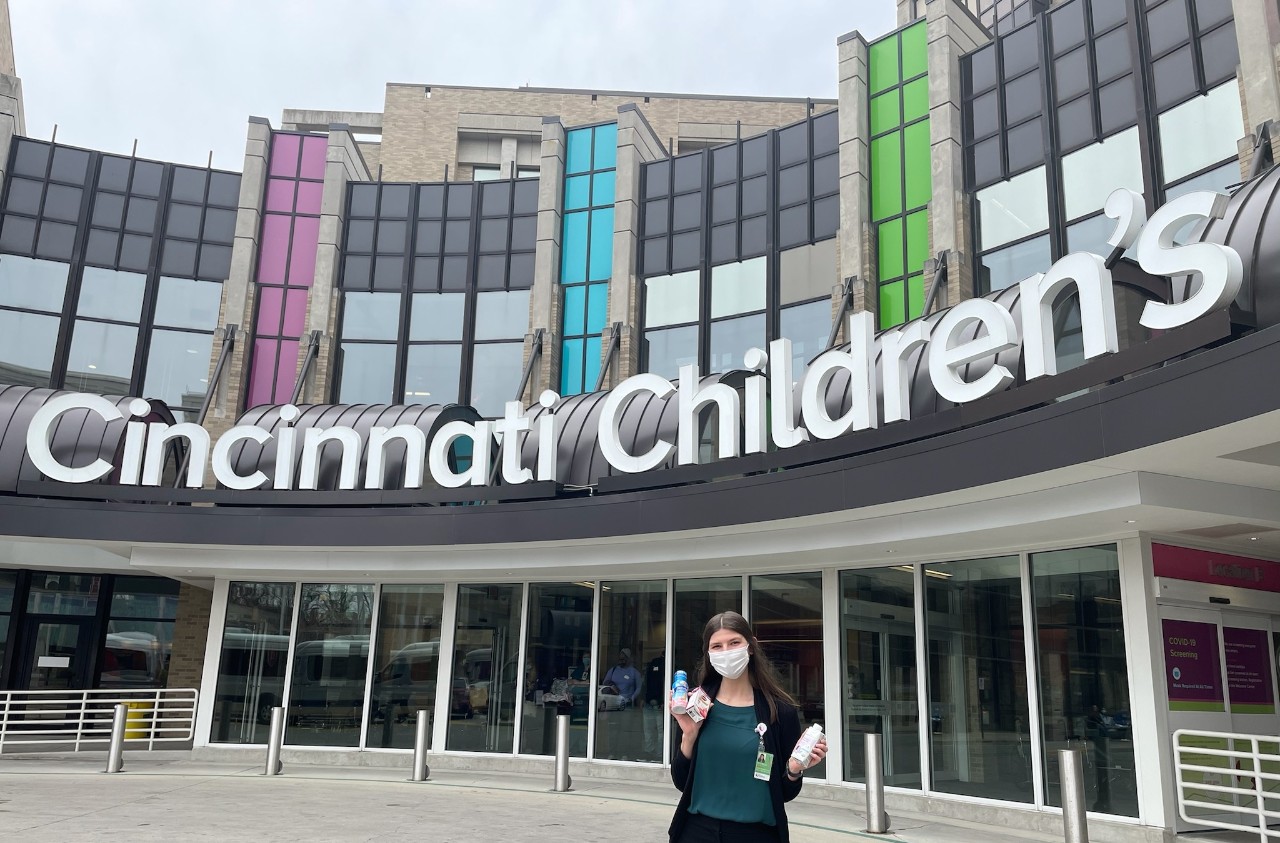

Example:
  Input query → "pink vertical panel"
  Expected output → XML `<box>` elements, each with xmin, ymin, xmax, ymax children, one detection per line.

<box><xmin>294</xmin><ymin>181</ymin><xmax>323</xmax><ymax>215</ymax></box>
<box><xmin>257</xmin><ymin>214</ymin><xmax>292</xmax><ymax>284</ymax></box>
<box><xmin>287</xmin><ymin>216</ymin><xmax>320</xmax><ymax>287</ymax></box>
<box><xmin>269</xmin><ymin>134</ymin><xmax>301</xmax><ymax>178</ymax></box>
<box><xmin>256</xmin><ymin>286</ymin><xmax>284</xmax><ymax>335</ymax></box>
<box><xmin>281</xmin><ymin>288</ymin><xmax>309</xmax><ymax>337</ymax></box>
<box><xmin>247</xmin><ymin>339</ymin><xmax>279</xmax><ymax>407</ymax></box>
<box><xmin>264</xmin><ymin>179</ymin><xmax>296</xmax><ymax>213</ymax></box>
<box><xmin>273</xmin><ymin>339</ymin><xmax>300</xmax><ymax>403</ymax></box>
<box><xmin>300</xmin><ymin>136</ymin><xmax>327</xmax><ymax>179</ymax></box>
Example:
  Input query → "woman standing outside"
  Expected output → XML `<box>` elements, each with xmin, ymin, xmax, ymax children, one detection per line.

<box><xmin>669</xmin><ymin>612</ymin><xmax>828</xmax><ymax>843</ymax></box>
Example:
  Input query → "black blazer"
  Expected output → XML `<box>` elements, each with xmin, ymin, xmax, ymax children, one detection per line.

<box><xmin>669</xmin><ymin>682</ymin><xmax>804</xmax><ymax>843</ymax></box>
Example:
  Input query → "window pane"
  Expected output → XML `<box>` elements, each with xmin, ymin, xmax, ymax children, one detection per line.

<box><xmin>840</xmin><ymin>567</ymin><xmax>919</xmax><ymax>787</ymax></box>
<box><xmin>27</xmin><ymin>573</ymin><xmax>100</xmax><ymax>615</ymax></box>
<box><xmin>409</xmin><ymin>292</ymin><xmax>465</xmax><ymax>342</ymax></box>
<box><xmin>0</xmin><ymin>570</ymin><xmax>14</xmax><ymax>612</ymax></box>
<box><xmin>341</xmin><ymin>292</ymin><xmax>400</xmax><ymax>341</ymax></box>
<box><xmin>143</xmin><ymin>329</ymin><xmax>213</xmax><ymax>414</ymax></box>
<box><xmin>367</xmin><ymin>585</ymin><xmax>446</xmax><ymax>749</ymax></box>
<box><xmin>404</xmin><ymin>343</ymin><xmax>461</xmax><ymax>404</ymax></box>
<box><xmin>644</xmin><ymin>325</ymin><xmax>698</xmax><ymax>380</ymax></box>
<box><xmin>981</xmin><ymin>234</ymin><xmax>1052</xmax><ymax>293</ymax></box>
<box><xmin>284</xmin><ymin>583</ymin><xmax>374</xmax><ymax>748</ymax></box>
<box><xmin>337</xmin><ymin>342</ymin><xmax>395</xmax><ymax>403</ymax></box>
<box><xmin>780</xmin><ymin>300</ymin><xmax>831</xmax><ymax>372</ymax></box>
<box><xmin>0</xmin><ymin>310</ymin><xmax>59</xmax><ymax>387</ymax></box>
<box><xmin>100</xmin><ymin>619</ymin><xmax>174</xmax><ymax>689</ymax></box>
<box><xmin>519</xmin><ymin>583</ymin><xmax>595</xmax><ymax>758</ymax></box>
<box><xmin>77</xmin><ymin>267</ymin><xmax>146</xmax><ymax>323</ymax></box>
<box><xmin>447</xmin><ymin>584</ymin><xmax>522</xmax><ymax>752</ymax></box>
<box><xmin>110</xmin><ymin>576</ymin><xmax>180</xmax><ymax>619</ymax></box>
<box><xmin>977</xmin><ymin>167</ymin><xmax>1050</xmax><ymax>250</ymax></box>
<box><xmin>780</xmin><ymin>239</ymin><xmax>836</xmax><ymax>306</ymax></box>
<box><xmin>709</xmin><ymin>313</ymin><xmax>764</xmax><ymax>374</ymax></box>
<box><xmin>470</xmin><ymin>341</ymin><xmax>523</xmax><ymax>417</ymax></box>
<box><xmin>644</xmin><ymin>270</ymin><xmax>699</xmax><ymax>328</ymax></box>
<box><xmin>1164</xmin><ymin>160</ymin><xmax>1241</xmax><ymax>200</ymax></box>
<box><xmin>710</xmin><ymin>257</ymin><xmax>766</xmax><ymax>319</ymax></box>
<box><xmin>474</xmin><ymin>289</ymin><xmax>530</xmax><ymax>341</ymax></box>
<box><xmin>1066</xmin><ymin>215</ymin><xmax>1120</xmax><ymax>257</ymax></box>
<box><xmin>751</xmin><ymin>573</ymin><xmax>826</xmax><ymax>776</ymax></box>
<box><xmin>154</xmin><ymin>277</ymin><xmax>222</xmax><ymax>330</ymax></box>
<box><xmin>1159</xmin><ymin>81</ymin><xmax>1244</xmax><ymax>183</ymax></box>
<box><xmin>210</xmin><ymin>583</ymin><xmax>295</xmax><ymax>744</ymax></box>
<box><xmin>65</xmin><ymin>321</ymin><xmax>138</xmax><ymax>394</ymax></box>
<box><xmin>1033</xmin><ymin>545</ymin><xmax>1136</xmax><ymax>817</ymax></box>
<box><xmin>926</xmin><ymin>556</ymin><xmax>1033</xmax><ymax>803</ymax></box>
<box><xmin>1062</xmin><ymin>128</ymin><xmax>1144</xmax><ymax>221</ymax></box>
<box><xmin>594</xmin><ymin>580</ymin><xmax>668</xmax><ymax>763</ymax></box>
<box><xmin>0</xmin><ymin>255</ymin><xmax>69</xmax><ymax>313</ymax></box>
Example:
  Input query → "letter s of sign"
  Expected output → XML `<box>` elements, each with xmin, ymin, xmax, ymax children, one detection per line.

<box><xmin>26</xmin><ymin>393</ymin><xmax>128</xmax><ymax>483</ymax></box>
<box><xmin>1135</xmin><ymin>190</ymin><xmax>1243</xmax><ymax>330</ymax></box>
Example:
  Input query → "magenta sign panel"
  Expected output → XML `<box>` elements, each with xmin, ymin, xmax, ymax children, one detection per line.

<box><xmin>1223</xmin><ymin>627</ymin><xmax>1277</xmax><ymax>714</ymax></box>
<box><xmin>1163</xmin><ymin>619</ymin><xmax>1225</xmax><ymax>712</ymax></box>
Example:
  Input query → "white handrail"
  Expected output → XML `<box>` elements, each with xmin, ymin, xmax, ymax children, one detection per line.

<box><xmin>1173</xmin><ymin>728</ymin><xmax>1280</xmax><ymax>841</ymax></box>
<box><xmin>0</xmin><ymin>688</ymin><xmax>198</xmax><ymax>753</ymax></box>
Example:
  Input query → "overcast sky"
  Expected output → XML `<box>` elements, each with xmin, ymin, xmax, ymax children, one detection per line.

<box><xmin>9</xmin><ymin>1</ymin><xmax>896</xmax><ymax>172</ymax></box>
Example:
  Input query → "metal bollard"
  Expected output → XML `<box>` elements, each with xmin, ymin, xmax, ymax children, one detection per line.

<box><xmin>551</xmin><ymin>713</ymin><xmax>572</xmax><ymax>792</ymax></box>
<box><xmin>409</xmin><ymin>710</ymin><xmax>430</xmax><ymax>782</ymax></box>
<box><xmin>1059</xmin><ymin>749</ymin><xmax>1090</xmax><ymax>843</ymax></box>
<box><xmin>865</xmin><ymin>732</ymin><xmax>890</xmax><ymax>833</ymax></box>
<box><xmin>263</xmin><ymin>706</ymin><xmax>284</xmax><ymax>776</ymax></box>
<box><xmin>104</xmin><ymin>704</ymin><xmax>127</xmax><ymax>773</ymax></box>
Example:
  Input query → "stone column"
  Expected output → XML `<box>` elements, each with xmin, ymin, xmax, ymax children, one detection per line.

<box><xmin>0</xmin><ymin>0</ymin><xmax>23</xmax><ymax>189</ymax></box>
<box><xmin>927</xmin><ymin>0</ymin><xmax>989</xmax><ymax>308</ymax></box>
<box><xmin>294</xmin><ymin>125</ymin><xmax>371</xmax><ymax>404</ymax></box>
<box><xmin>1231</xmin><ymin>0</ymin><xmax>1280</xmax><ymax>167</ymax></box>
<box><xmin>606</xmin><ymin>104</ymin><xmax>667</xmax><ymax>387</ymax></box>
<box><xmin>499</xmin><ymin>136</ymin><xmax>519</xmax><ymax>178</ymax></box>
<box><xmin>166</xmin><ymin>582</ymin><xmax>213</xmax><ymax>691</ymax></box>
<box><xmin>837</xmin><ymin>31</ymin><xmax>877</xmax><ymax>324</ymax></box>
<box><xmin>526</xmin><ymin>118</ymin><xmax>565</xmax><ymax>402</ymax></box>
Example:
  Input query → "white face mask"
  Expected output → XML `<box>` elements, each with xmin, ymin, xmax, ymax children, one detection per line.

<box><xmin>708</xmin><ymin>646</ymin><xmax>750</xmax><ymax>679</ymax></box>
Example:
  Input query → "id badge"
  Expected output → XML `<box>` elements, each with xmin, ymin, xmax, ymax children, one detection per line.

<box><xmin>753</xmin><ymin>750</ymin><xmax>774</xmax><ymax>781</ymax></box>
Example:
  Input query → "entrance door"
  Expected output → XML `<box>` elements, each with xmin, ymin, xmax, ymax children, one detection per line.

<box><xmin>17</xmin><ymin>616</ymin><xmax>95</xmax><ymax>690</ymax></box>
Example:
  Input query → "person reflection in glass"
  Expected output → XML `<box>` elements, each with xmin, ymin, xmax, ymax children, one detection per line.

<box><xmin>600</xmin><ymin>648</ymin><xmax>643</xmax><ymax>760</ymax></box>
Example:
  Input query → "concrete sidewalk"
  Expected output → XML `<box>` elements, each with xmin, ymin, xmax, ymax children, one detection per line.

<box><xmin>0</xmin><ymin>752</ymin><xmax>1066</xmax><ymax>842</ymax></box>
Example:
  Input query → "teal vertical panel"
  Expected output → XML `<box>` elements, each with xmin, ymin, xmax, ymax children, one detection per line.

<box><xmin>588</xmin><ymin>207</ymin><xmax>614</xmax><ymax>281</ymax></box>
<box><xmin>566</xmin><ymin>129</ymin><xmax>593</xmax><ymax>175</ymax></box>
<box><xmin>592</xmin><ymin>172</ymin><xmax>615</xmax><ymax>207</ymax></box>
<box><xmin>592</xmin><ymin>123</ymin><xmax>618</xmax><ymax>170</ymax></box>
<box><xmin>561</xmin><ymin>338</ymin><xmax>584</xmax><ymax>395</ymax></box>
<box><xmin>565</xmin><ymin>175</ymin><xmax>591</xmax><ymax>210</ymax></box>
<box><xmin>583</xmin><ymin>335</ymin><xmax>602</xmax><ymax>393</ymax></box>
<box><xmin>563</xmin><ymin>285</ymin><xmax>587</xmax><ymax>336</ymax></box>
<box><xmin>561</xmin><ymin>211</ymin><xmax>589</xmax><ymax>284</ymax></box>
<box><xmin>586</xmin><ymin>282</ymin><xmax>608</xmax><ymax>334</ymax></box>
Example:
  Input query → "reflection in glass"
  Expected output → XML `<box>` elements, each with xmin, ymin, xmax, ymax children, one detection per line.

<box><xmin>410</xmin><ymin>293</ymin><xmax>465</xmax><ymax>341</ymax></box>
<box><xmin>780</xmin><ymin>239</ymin><xmax>837</xmax><ymax>306</ymax></box>
<box><xmin>77</xmin><ymin>266</ymin><xmax>146</xmax><ymax>322</ymax></box>
<box><xmin>211</xmin><ymin>582</ymin><xmax>295</xmax><ymax>744</ymax></box>
<box><xmin>779</xmin><ymin>300</ymin><xmax>831</xmax><ymax>373</ymax></box>
<box><xmin>342</xmin><ymin>292</ymin><xmax>401</xmax><ymax>341</ymax></box>
<box><xmin>1033</xmin><ymin>546</ymin><xmax>1136</xmax><ymax>817</ymax></box>
<box><xmin>65</xmin><ymin>320</ymin><xmax>138</xmax><ymax>394</ymax></box>
<box><xmin>980</xmin><ymin>234</ymin><xmax>1051</xmax><ymax>293</ymax></box>
<box><xmin>474</xmin><ymin>290</ymin><xmax>530</xmax><ymax>341</ymax></box>
<box><xmin>751</xmin><ymin>573</ymin><xmax>826</xmax><ymax>776</ymax></box>
<box><xmin>709</xmin><ymin>313</ymin><xmax>764</xmax><ymax>374</ymax></box>
<box><xmin>0</xmin><ymin>255</ymin><xmax>69</xmax><ymax>312</ymax></box>
<box><xmin>840</xmin><ymin>567</ymin><xmax>919</xmax><ymax>788</ymax></box>
<box><xmin>470</xmin><ymin>342</ymin><xmax>523</xmax><ymax>417</ymax></box>
<box><xmin>644</xmin><ymin>271</ymin><xmax>699</xmax><ymax>327</ymax></box>
<box><xmin>1159</xmin><ymin>81</ymin><xmax>1244</xmax><ymax>184</ymax></box>
<box><xmin>100</xmin><ymin>619</ymin><xmax>174</xmax><ymax>689</ymax></box>
<box><xmin>144</xmin><ymin>329</ymin><xmax>214</xmax><ymax>413</ymax></box>
<box><xmin>926</xmin><ymin>556</ymin><xmax>1033</xmax><ymax>803</ymax></box>
<box><xmin>448</xmin><ymin>584</ymin><xmax>522</xmax><ymax>753</ymax></box>
<box><xmin>110</xmin><ymin>576</ymin><xmax>180</xmax><ymax>619</ymax></box>
<box><xmin>977</xmin><ymin>167</ymin><xmax>1049</xmax><ymax>250</ymax></box>
<box><xmin>27</xmin><ymin>573</ymin><xmax>100</xmax><ymax>615</ymax></box>
<box><xmin>154</xmin><ymin>277</ymin><xmax>222</xmax><ymax>330</ymax></box>
<box><xmin>367</xmin><ymin>585</ymin><xmax>445</xmax><ymax>750</ymax></box>
<box><xmin>338</xmin><ymin>342</ymin><xmax>395</xmax><ymax>404</ymax></box>
<box><xmin>0</xmin><ymin>310</ymin><xmax>59</xmax><ymax>387</ymax></box>
<box><xmin>0</xmin><ymin>570</ymin><xmax>14</xmax><ymax>612</ymax></box>
<box><xmin>710</xmin><ymin>257</ymin><xmax>766</xmax><ymax>318</ymax></box>
<box><xmin>286</xmin><ymin>583</ymin><xmax>374</xmax><ymax>748</ymax></box>
<box><xmin>1061</xmin><ymin>129</ymin><xmax>1143</xmax><ymax>221</ymax></box>
<box><xmin>595</xmin><ymin>581</ymin><xmax>667</xmax><ymax>763</ymax></box>
<box><xmin>644</xmin><ymin>325</ymin><xmax>698</xmax><ymax>380</ymax></box>
<box><xmin>519</xmin><ymin>583</ymin><xmax>595</xmax><ymax>757</ymax></box>
<box><xmin>405</xmin><ymin>343</ymin><xmax>461</xmax><ymax>404</ymax></box>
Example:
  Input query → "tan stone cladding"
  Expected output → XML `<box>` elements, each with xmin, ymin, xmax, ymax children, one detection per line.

<box><xmin>166</xmin><ymin>582</ymin><xmax>213</xmax><ymax>692</ymax></box>
<box><xmin>379</xmin><ymin>85</ymin><xmax>833</xmax><ymax>182</ymax></box>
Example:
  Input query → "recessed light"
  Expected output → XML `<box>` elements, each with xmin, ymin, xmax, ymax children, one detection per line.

<box><xmin>1125</xmin><ymin>520</ymin><xmax>1137</xmax><ymax>524</ymax></box>
<box><xmin>87</xmin><ymin>364</ymin><xmax>97</xmax><ymax>369</ymax></box>
<box><xmin>1250</xmin><ymin>537</ymin><xmax>1259</xmax><ymax>541</ymax></box>
<box><xmin>886</xmin><ymin>549</ymin><xmax>896</xmax><ymax>554</ymax></box>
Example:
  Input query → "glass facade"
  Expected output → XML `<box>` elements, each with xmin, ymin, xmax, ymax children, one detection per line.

<box><xmin>447</xmin><ymin>584</ymin><xmax>522</xmax><ymax>753</ymax></box>
<box><xmin>596</xmin><ymin>580</ymin><xmax>668</xmax><ymax>763</ymax></box>
<box><xmin>520</xmin><ymin>582</ymin><xmax>594</xmax><ymax>758</ymax></box>
<box><xmin>367</xmin><ymin>585</ymin><xmax>445</xmax><ymax>750</ymax></box>
<box><xmin>210</xmin><ymin>582</ymin><xmax>295</xmax><ymax>744</ymax></box>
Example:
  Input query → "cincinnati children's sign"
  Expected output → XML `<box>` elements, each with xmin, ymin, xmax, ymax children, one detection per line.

<box><xmin>27</xmin><ymin>188</ymin><xmax>1243</xmax><ymax>492</ymax></box>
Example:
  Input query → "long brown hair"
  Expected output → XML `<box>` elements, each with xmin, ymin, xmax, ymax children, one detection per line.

<box><xmin>694</xmin><ymin>611</ymin><xmax>795</xmax><ymax>724</ymax></box>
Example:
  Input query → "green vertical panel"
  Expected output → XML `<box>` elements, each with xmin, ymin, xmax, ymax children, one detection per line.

<box><xmin>870</xmin><ymin>132</ymin><xmax>903</xmax><ymax>220</ymax></box>
<box><xmin>901</xmin><ymin>21</ymin><xmax>928</xmax><ymax>79</ymax></box>
<box><xmin>902</xmin><ymin>77</ymin><xmax>929</xmax><ymax>122</ymax></box>
<box><xmin>868</xmin><ymin>36</ymin><xmax>900</xmax><ymax>95</ymax></box>
<box><xmin>903</xmin><ymin>120</ymin><xmax>931</xmax><ymax>209</ymax></box>
<box><xmin>877</xmin><ymin>218</ymin><xmax>905</xmax><ymax>281</ymax></box>
<box><xmin>907</xmin><ymin>274</ymin><xmax>925</xmax><ymax>321</ymax></box>
<box><xmin>870</xmin><ymin>92</ymin><xmax>902</xmax><ymax>136</ymax></box>
<box><xmin>905</xmin><ymin>210</ymin><xmax>929</xmax><ymax>275</ymax></box>
<box><xmin>879</xmin><ymin>281</ymin><xmax>906</xmax><ymax>330</ymax></box>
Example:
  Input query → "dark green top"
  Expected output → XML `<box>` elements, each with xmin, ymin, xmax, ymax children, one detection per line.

<box><xmin>689</xmin><ymin>702</ymin><xmax>776</xmax><ymax>826</ymax></box>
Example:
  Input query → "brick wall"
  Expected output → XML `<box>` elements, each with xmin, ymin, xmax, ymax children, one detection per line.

<box><xmin>167</xmin><ymin>582</ymin><xmax>213</xmax><ymax>691</ymax></box>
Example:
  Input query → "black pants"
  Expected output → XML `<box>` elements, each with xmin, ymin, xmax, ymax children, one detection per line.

<box><xmin>677</xmin><ymin>812</ymin><xmax>781</xmax><ymax>843</ymax></box>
